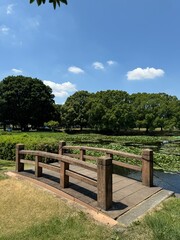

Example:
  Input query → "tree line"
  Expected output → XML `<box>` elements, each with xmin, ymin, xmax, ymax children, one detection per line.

<box><xmin>60</xmin><ymin>90</ymin><xmax>180</xmax><ymax>133</ymax></box>
<box><xmin>0</xmin><ymin>76</ymin><xmax>179</xmax><ymax>133</ymax></box>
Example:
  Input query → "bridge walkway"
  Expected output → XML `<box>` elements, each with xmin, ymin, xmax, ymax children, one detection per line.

<box><xmin>18</xmin><ymin>164</ymin><xmax>162</xmax><ymax>220</ymax></box>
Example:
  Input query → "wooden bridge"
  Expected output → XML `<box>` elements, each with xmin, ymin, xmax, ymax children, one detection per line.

<box><xmin>15</xmin><ymin>142</ymin><xmax>162</xmax><ymax>221</ymax></box>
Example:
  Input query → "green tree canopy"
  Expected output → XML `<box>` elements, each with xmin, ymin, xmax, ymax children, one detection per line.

<box><xmin>0</xmin><ymin>76</ymin><xmax>55</xmax><ymax>130</ymax></box>
<box><xmin>61</xmin><ymin>90</ymin><xmax>179</xmax><ymax>133</ymax></box>
<box><xmin>87</xmin><ymin>90</ymin><xmax>134</xmax><ymax>132</ymax></box>
<box><xmin>62</xmin><ymin>91</ymin><xmax>91</xmax><ymax>130</ymax></box>
<box><xmin>131</xmin><ymin>92</ymin><xmax>180</xmax><ymax>132</ymax></box>
<box><xmin>30</xmin><ymin>0</ymin><xmax>68</xmax><ymax>9</ymax></box>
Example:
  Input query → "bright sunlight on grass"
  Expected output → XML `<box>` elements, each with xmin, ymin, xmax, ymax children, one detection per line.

<box><xmin>0</xmin><ymin>177</ymin><xmax>119</xmax><ymax>240</ymax></box>
<box><xmin>122</xmin><ymin>197</ymin><xmax>180</xmax><ymax>240</ymax></box>
<box><xmin>0</xmin><ymin>160</ymin><xmax>179</xmax><ymax>240</ymax></box>
<box><xmin>144</xmin><ymin>198</ymin><xmax>180</xmax><ymax>240</ymax></box>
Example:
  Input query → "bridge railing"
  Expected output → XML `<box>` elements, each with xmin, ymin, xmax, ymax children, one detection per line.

<box><xmin>60</xmin><ymin>141</ymin><xmax>153</xmax><ymax>187</ymax></box>
<box><xmin>16</xmin><ymin>141</ymin><xmax>153</xmax><ymax>210</ymax></box>
<box><xmin>16</xmin><ymin>143</ymin><xmax>112</xmax><ymax>210</ymax></box>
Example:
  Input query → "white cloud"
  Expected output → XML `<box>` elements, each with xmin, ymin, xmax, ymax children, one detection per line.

<box><xmin>12</xmin><ymin>68</ymin><xmax>23</xmax><ymax>74</ymax></box>
<box><xmin>127</xmin><ymin>67</ymin><xmax>165</xmax><ymax>80</ymax></box>
<box><xmin>68</xmin><ymin>66</ymin><xmax>84</xmax><ymax>74</ymax></box>
<box><xmin>43</xmin><ymin>80</ymin><xmax>77</xmax><ymax>98</ymax></box>
<box><xmin>0</xmin><ymin>25</ymin><xmax>10</xmax><ymax>34</ymax></box>
<box><xmin>7</xmin><ymin>4</ymin><xmax>14</xmax><ymax>15</ymax></box>
<box><xmin>92</xmin><ymin>62</ymin><xmax>104</xmax><ymax>70</ymax></box>
<box><xmin>107</xmin><ymin>60</ymin><xmax>116</xmax><ymax>66</ymax></box>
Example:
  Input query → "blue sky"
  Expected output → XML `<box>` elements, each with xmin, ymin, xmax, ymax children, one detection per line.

<box><xmin>0</xmin><ymin>0</ymin><xmax>180</xmax><ymax>104</ymax></box>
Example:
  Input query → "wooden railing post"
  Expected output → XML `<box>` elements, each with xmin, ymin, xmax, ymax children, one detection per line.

<box><xmin>16</xmin><ymin>144</ymin><xmax>24</xmax><ymax>172</ymax></box>
<box><xmin>59</xmin><ymin>141</ymin><xmax>68</xmax><ymax>187</ymax></box>
<box><xmin>142</xmin><ymin>149</ymin><xmax>153</xmax><ymax>187</ymax></box>
<box><xmin>35</xmin><ymin>156</ymin><xmax>42</xmax><ymax>177</ymax></box>
<box><xmin>80</xmin><ymin>148</ymin><xmax>86</xmax><ymax>161</ymax></box>
<box><xmin>59</xmin><ymin>141</ymin><xmax>66</xmax><ymax>155</ymax></box>
<box><xmin>97</xmin><ymin>156</ymin><xmax>112</xmax><ymax>210</ymax></box>
<box><xmin>60</xmin><ymin>160</ymin><xmax>69</xmax><ymax>188</ymax></box>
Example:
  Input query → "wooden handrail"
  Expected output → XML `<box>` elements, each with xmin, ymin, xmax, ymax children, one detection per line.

<box><xmin>63</xmin><ymin>145</ymin><xmax>142</xmax><ymax>161</ymax></box>
<box><xmin>62</xmin><ymin>145</ymin><xmax>142</xmax><ymax>172</ymax></box>
<box><xmin>19</xmin><ymin>149</ymin><xmax>97</xmax><ymax>173</ymax></box>
<box><xmin>60</xmin><ymin>141</ymin><xmax>153</xmax><ymax>187</ymax></box>
<box><xmin>20</xmin><ymin>147</ymin><xmax>142</xmax><ymax>172</ymax></box>
<box><xmin>112</xmin><ymin>160</ymin><xmax>141</xmax><ymax>171</ymax></box>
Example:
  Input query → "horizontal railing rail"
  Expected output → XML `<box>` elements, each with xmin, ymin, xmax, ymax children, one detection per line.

<box><xmin>19</xmin><ymin>149</ymin><xmax>97</xmax><ymax>173</ymax></box>
<box><xmin>60</xmin><ymin>141</ymin><xmax>153</xmax><ymax>187</ymax></box>
<box><xmin>63</xmin><ymin>145</ymin><xmax>142</xmax><ymax>160</ymax></box>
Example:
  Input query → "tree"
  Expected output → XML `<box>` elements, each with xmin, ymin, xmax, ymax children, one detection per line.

<box><xmin>51</xmin><ymin>104</ymin><xmax>63</xmax><ymax>125</ymax></box>
<box><xmin>63</xmin><ymin>91</ymin><xmax>91</xmax><ymax>130</ymax></box>
<box><xmin>87</xmin><ymin>90</ymin><xmax>134</xmax><ymax>133</ymax></box>
<box><xmin>0</xmin><ymin>76</ymin><xmax>55</xmax><ymax>130</ymax></box>
<box><xmin>131</xmin><ymin>92</ymin><xmax>180</xmax><ymax>132</ymax></box>
<box><xmin>44</xmin><ymin>120</ymin><xmax>59</xmax><ymax>131</ymax></box>
<box><xmin>88</xmin><ymin>101</ymin><xmax>106</xmax><ymax>131</ymax></box>
<box><xmin>30</xmin><ymin>0</ymin><xmax>68</xmax><ymax>9</ymax></box>
<box><xmin>131</xmin><ymin>93</ymin><xmax>161</xmax><ymax>132</ymax></box>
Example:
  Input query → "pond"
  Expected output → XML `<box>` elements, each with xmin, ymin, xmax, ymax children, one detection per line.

<box><xmin>128</xmin><ymin>170</ymin><xmax>180</xmax><ymax>196</ymax></box>
<box><xmin>73</xmin><ymin>138</ymin><xmax>180</xmax><ymax>156</ymax></box>
<box><xmin>124</xmin><ymin>139</ymin><xmax>180</xmax><ymax>156</ymax></box>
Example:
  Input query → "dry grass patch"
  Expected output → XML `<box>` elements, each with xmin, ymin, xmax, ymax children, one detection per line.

<box><xmin>0</xmin><ymin>178</ymin><xmax>69</xmax><ymax>236</ymax></box>
<box><xmin>0</xmin><ymin>177</ymin><xmax>119</xmax><ymax>240</ymax></box>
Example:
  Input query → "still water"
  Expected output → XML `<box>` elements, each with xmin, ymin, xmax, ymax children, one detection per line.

<box><xmin>128</xmin><ymin>170</ymin><xmax>180</xmax><ymax>196</ymax></box>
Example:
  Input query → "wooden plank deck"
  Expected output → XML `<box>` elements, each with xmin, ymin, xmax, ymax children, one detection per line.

<box><xmin>18</xmin><ymin>164</ymin><xmax>161</xmax><ymax>220</ymax></box>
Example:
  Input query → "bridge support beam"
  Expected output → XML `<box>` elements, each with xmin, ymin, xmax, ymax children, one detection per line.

<box><xmin>97</xmin><ymin>156</ymin><xmax>112</xmax><ymax>210</ymax></box>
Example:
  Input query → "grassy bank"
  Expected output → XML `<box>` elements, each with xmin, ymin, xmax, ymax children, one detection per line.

<box><xmin>0</xmin><ymin>177</ymin><xmax>118</xmax><ymax>240</ymax></box>
<box><xmin>123</xmin><ymin>198</ymin><xmax>180</xmax><ymax>240</ymax></box>
<box><xmin>0</xmin><ymin>161</ymin><xmax>180</xmax><ymax>240</ymax></box>
<box><xmin>0</xmin><ymin>131</ymin><xmax>179</xmax><ymax>171</ymax></box>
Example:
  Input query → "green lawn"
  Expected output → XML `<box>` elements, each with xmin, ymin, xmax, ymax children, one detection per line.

<box><xmin>0</xmin><ymin>160</ymin><xmax>15</xmax><ymax>180</ymax></box>
<box><xmin>123</xmin><ymin>197</ymin><xmax>180</xmax><ymax>240</ymax></box>
<box><xmin>0</xmin><ymin>160</ymin><xmax>180</xmax><ymax>240</ymax></box>
<box><xmin>0</xmin><ymin>176</ymin><xmax>119</xmax><ymax>240</ymax></box>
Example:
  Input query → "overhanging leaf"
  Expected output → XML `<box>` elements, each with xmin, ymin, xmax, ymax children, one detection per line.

<box><xmin>29</xmin><ymin>0</ymin><xmax>68</xmax><ymax>8</ymax></box>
